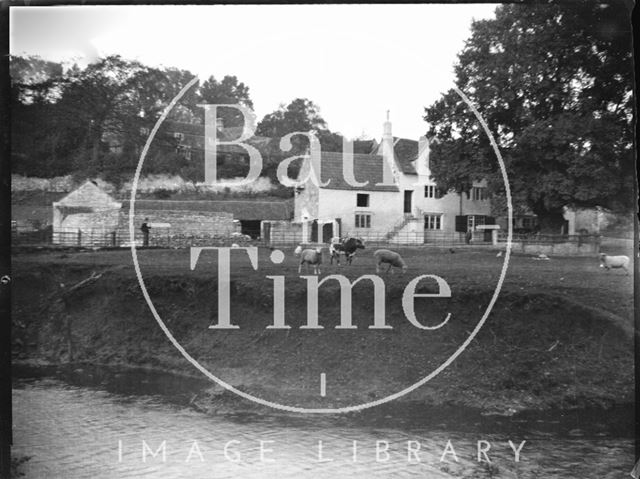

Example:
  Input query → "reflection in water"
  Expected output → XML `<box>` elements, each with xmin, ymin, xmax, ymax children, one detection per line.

<box><xmin>13</xmin><ymin>375</ymin><xmax>634</xmax><ymax>479</ymax></box>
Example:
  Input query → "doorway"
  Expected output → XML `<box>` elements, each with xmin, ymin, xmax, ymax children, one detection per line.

<box><xmin>403</xmin><ymin>190</ymin><xmax>413</xmax><ymax>214</ymax></box>
<box><xmin>240</xmin><ymin>220</ymin><xmax>261</xmax><ymax>239</ymax></box>
<box><xmin>322</xmin><ymin>223</ymin><xmax>333</xmax><ymax>243</ymax></box>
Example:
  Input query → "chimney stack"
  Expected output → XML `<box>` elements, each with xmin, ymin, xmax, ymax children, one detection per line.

<box><xmin>417</xmin><ymin>135</ymin><xmax>430</xmax><ymax>175</ymax></box>
<box><xmin>378</xmin><ymin>110</ymin><xmax>397</xmax><ymax>185</ymax></box>
<box><xmin>383</xmin><ymin>110</ymin><xmax>392</xmax><ymax>139</ymax></box>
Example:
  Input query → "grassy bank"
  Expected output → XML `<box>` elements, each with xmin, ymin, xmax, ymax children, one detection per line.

<box><xmin>12</xmin><ymin>247</ymin><xmax>634</xmax><ymax>414</ymax></box>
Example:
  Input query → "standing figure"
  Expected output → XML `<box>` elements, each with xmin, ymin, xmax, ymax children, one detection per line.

<box><xmin>465</xmin><ymin>229</ymin><xmax>472</xmax><ymax>245</ymax></box>
<box><xmin>141</xmin><ymin>218</ymin><xmax>151</xmax><ymax>247</ymax></box>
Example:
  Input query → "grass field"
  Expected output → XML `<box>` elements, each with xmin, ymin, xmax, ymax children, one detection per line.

<box><xmin>14</xmin><ymin>244</ymin><xmax>635</xmax><ymax>319</ymax></box>
<box><xmin>12</xmin><ymin>244</ymin><xmax>635</xmax><ymax>412</ymax></box>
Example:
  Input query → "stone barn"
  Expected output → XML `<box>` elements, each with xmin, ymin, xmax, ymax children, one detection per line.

<box><xmin>124</xmin><ymin>198</ymin><xmax>294</xmax><ymax>246</ymax></box>
<box><xmin>52</xmin><ymin>181</ymin><xmax>122</xmax><ymax>246</ymax></box>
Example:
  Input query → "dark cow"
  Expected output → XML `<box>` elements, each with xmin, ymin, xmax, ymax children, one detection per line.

<box><xmin>329</xmin><ymin>237</ymin><xmax>365</xmax><ymax>265</ymax></box>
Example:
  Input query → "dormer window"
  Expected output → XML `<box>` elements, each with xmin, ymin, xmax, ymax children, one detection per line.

<box><xmin>471</xmin><ymin>187</ymin><xmax>488</xmax><ymax>201</ymax></box>
<box><xmin>424</xmin><ymin>185</ymin><xmax>442</xmax><ymax>199</ymax></box>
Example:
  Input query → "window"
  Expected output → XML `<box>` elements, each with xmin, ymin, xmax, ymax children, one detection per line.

<box><xmin>471</xmin><ymin>187</ymin><xmax>488</xmax><ymax>201</ymax></box>
<box><xmin>424</xmin><ymin>214</ymin><xmax>443</xmax><ymax>230</ymax></box>
<box><xmin>355</xmin><ymin>213</ymin><xmax>371</xmax><ymax>228</ymax></box>
<box><xmin>468</xmin><ymin>215</ymin><xmax>485</xmax><ymax>231</ymax></box>
<box><xmin>424</xmin><ymin>185</ymin><xmax>442</xmax><ymax>198</ymax></box>
<box><xmin>356</xmin><ymin>193</ymin><xmax>370</xmax><ymax>207</ymax></box>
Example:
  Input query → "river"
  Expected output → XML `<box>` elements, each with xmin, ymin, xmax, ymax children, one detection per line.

<box><xmin>12</xmin><ymin>365</ymin><xmax>635</xmax><ymax>478</ymax></box>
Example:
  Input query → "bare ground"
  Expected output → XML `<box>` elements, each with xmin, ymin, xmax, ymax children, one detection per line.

<box><xmin>11</xmin><ymin>245</ymin><xmax>635</xmax><ymax>414</ymax></box>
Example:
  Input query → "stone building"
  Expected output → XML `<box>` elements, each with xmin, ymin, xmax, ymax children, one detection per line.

<box><xmin>126</xmin><ymin>198</ymin><xmax>294</xmax><ymax>243</ymax></box>
<box><xmin>294</xmin><ymin>115</ymin><xmax>493</xmax><ymax>244</ymax></box>
<box><xmin>52</xmin><ymin>180</ymin><xmax>122</xmax><ymax>246</ymax></box>
<box><xmin>51</xmin><ymin>180</ymin><xmax>294</xmax><ymax>247</ymax></box>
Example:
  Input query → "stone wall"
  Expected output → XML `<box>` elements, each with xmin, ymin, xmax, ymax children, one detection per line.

<box><xmin>510</xmin><ymin>239</ymin><xmax>600</xmax><ymax>256</ymax></box>
<box><xmin>126</xmin><ymin>209</ymin><xmax>240</xmax><ymax>247</ymax></box>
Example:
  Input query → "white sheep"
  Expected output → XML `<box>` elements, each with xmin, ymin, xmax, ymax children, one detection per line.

<box><xmin>295</xmin><ymin>246</ymin><xmax>323</xmax><ymax>274</ymax></box>
<box><xmin>374</xmin><ymin>249</ymin><xmax>408</xmax><ymax>274</ymax></box>
<box><xmin>599</xmin><ymin>253</ymin><xmax>630</xmax><ymax>275</ymax></box>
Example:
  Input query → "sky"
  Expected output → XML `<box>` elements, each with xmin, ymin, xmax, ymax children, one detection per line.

<box><xmin>10</xmin><ymin>4</ymin><xmax>498</xmax><ymax>140</ymax></box>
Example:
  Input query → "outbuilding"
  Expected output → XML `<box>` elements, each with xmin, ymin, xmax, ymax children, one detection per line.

<box><xmin>52</xmin><ymin>180</ymin><xmax>122</xmax><ymax>246</ymax></box>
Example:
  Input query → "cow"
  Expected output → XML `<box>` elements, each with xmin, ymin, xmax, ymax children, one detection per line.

<box><xmin>329</xmin><ymin>237</ymin><xmax>365</xmax><ymax>265</ymax></box>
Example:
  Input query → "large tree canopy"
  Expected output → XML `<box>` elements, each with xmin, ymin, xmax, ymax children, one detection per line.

<box><xmin>11</xmin><ymin>55</ymin><xmax>259</xmax><ymax>183</ymax></box>
<box><xmin>424</xmin><ymin>1</ymin><xmax>634</xmax><ymax>232</ymax></box>
<box><xmin>197</xmin><ymin>75</ymin><xmax>253</xmax><ymax>128</ymax></box>
<box><xmin>256</xmin><ymin>98</ymin><xmax>344</xmax><ymax>153</ymax></box>
<box><xmin>254</xmin><ymin>98</ymin><xmax>344</xmax><ymax>183</ymax></box>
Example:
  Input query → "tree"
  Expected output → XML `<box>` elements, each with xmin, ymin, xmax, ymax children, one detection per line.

<box><xmin>50</xmin><ymin>56</ymin><xmax>156</xmax><ymax>175</ymax></box>
<box><xmin>10</xmin><ymin>56</ymin><xmax>75</xmax><ymax>177</ymax></box>
<box><xmin>257</xmin><ymin>98</ymin><xmax>327</xmax><ymax>137</ymax></box>
<box><xmin>197</xmin><ymin>75</ymin><xmax>253</xmax><ymax>128</ymax></box>
<box><xmin>10</xmin><ymin>55</ymin><xmax>63</xmax><ymax>104</ymax></box>
<box><xmin>424</xmin><ymin>1</ymin><xmax>634</xmax><ymax>232</ymax></box>
<box><xmin>11</xmin><ymin>54</ymin><xmax>204</xmax><ymax>181</ymax></box>
<box><xmin>255</xmin><ymin>98</ymin><xmax>345</xmax><ymax>182</ymax></box>
<box><xmin>256</xmin><ymin>98</ymin><xmax>344</xmax><ymax>152</ymax></box>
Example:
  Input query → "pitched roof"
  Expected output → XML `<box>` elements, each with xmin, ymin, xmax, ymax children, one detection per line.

<box><xmin>317</xmin><ymin>151</ymin><xmax>399</xmax><ymax>192</ymax></box>
<box><xmin>55</xmin><ymin>181</ymin><xmax>121</xmax><ymax>208</ymax></box>
<box><xmin>372</xmin><ymin>137</ymin><xmax>419</xmax><ymax>175</ymax></box>
<box><xmin>124</xmin><ymin>198</ymin><xmax>294</xmax><ymax>220</ymax></box>
<box><xmin>393</xmin><ymin>138</ymin><xmax>419</xmax><ymax>174</ymax></box>
<box><xmin>352</xmin><ymin>139</ymin><xmax>377</xmax><ymax>154</ymax></box>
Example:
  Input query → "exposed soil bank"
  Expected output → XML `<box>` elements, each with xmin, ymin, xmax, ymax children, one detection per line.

<box><xmin>12</xmin><ymin>256</ymin><xmax>634</xmax><ymax>416</ymax></box>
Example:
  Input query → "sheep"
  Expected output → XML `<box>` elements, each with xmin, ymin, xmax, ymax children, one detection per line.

<box><xmin>599</xmin><ymin>253</ymin><xmax>630</xmax><ymax>275</ymax></box>
<box><xmin>374</xmin><ymin>249</ymin><xmax>408</xmax><ymax>274</ymax></box>
<box><xmin>295</xmin><ymin>246</ymin><xmax>323</xmax><ymax>274</ymax></box>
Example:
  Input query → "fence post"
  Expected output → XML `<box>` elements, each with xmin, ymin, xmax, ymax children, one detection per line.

<box><xmin>77</xmin><ymin>229</ymin><xmax>82</xmax><ymax>246</ymax></box>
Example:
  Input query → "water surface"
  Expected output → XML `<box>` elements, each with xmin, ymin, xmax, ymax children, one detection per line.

<box><xmin>12</xmin><ymin>367</ymin><xmax>634</xmax><ymax>478</ymax></box>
